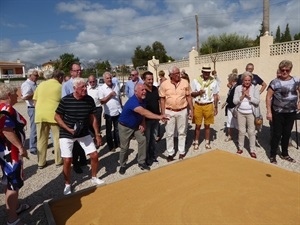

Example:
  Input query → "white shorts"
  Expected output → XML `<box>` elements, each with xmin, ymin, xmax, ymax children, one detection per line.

<box><xmin>59</xmin><ymin>135</ymin><xmax>96</xmax><ymax>158</ymax></box>
<box><xmin>227</xmin><ymin>109</ymin><xmax>238</xmax><ymax>129</ymax></box>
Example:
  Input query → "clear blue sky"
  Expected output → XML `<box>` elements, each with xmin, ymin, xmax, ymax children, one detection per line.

<box><xmin>0</xmin><ymin>0</ymin><xmax>299</xmax><ymax>66</ymax></box>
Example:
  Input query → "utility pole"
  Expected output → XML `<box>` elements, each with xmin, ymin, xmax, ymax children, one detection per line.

<box><xmin>263</xmin><ymin>0</ymin><xmax>270</xmax><ymax>35</ymax></box>
<box><xmin>195</xmin><ymin>14</ymin><xmax>200</xmax><ymax>53</ymax></box>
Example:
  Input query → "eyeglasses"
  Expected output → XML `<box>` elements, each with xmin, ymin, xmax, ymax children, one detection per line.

<box><xmin>89</xmin><ymin>80</ymin><xmax>96</xmax><ymax>83</ymax></box>
<box><xmin>280</xmin><ymin>69</ymin><xmax>290</xmax><ymax>73</ymax></box>
<box><xmin>130</xmin><ymin>74</ymin><xmax>136</xmax><ymax>76</ymax></box>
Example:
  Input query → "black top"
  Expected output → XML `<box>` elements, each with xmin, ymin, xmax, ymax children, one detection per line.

<box><xmin>145</xmin><ymin>86</ymin><xmax>160</xmax><ymax>118</ymax></box>
<box><xmin>225</xmin><ymin>84</ymin><xmax>237</xmax><ymax>116</ymax></box>
<box><xmin>237</xmin><ymin>74</ymin><xmax>264</xmax><ymax>86</ymax></box>
<box><xmin>56</xmin><ymin>94</ymin><xmax>96</xmax><ymax>138</ymax></box>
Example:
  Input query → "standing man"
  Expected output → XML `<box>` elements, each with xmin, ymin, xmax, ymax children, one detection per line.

<box><xmin>87</xmin><ymin>75</ymin><xmax>102</xmax><ymax>137</ymax></box>
<box><xmin>159</xmin><ymin>66</ymin><xmax>193</xmax><ymax>162</ymax></box>
<box><xmin>125</xmin><ymin>70</ymin><xmax>143</xmax><ymax>98</ymax></box>
<box><xmin>99</xmin><ymin>72</ymin><xmax>122</xmax><ymax>152</ymax></box>
<box><xmin>237</xmin><ymin>63</ymin><xmax>267</xmax><ymax>94</ymax></box>
<box><xmin>61</xmin><ymin>63</ymin><xmax>87</xmax><ymax>174</ymax></box>
<box><xmin>191</xmin><ymin>66</ymin><xmax>219</xmax><ymax>150</ymax></box>
<box><xmin>118</xmin><ymin>83</ymin><xmax>169</xmax><ymax>175</ymax></box>
<box><xmin>142</xmin><ymin>71</ymin><xmax>160</xmax><ymax>163</ymax></box>
<box><xmin>55</xmin><ymin>78</ymin><xmax>104</xmax><ymax>195</ymax></box>
<box><xmin>33</xmin><ymin>70</ymin><xmax>64</xmax><ymax>169</ymax></box>
<box><xmin>21</xmin><ymin>68</ymin><xmax>39</xmax><ymax>155</ymax></box>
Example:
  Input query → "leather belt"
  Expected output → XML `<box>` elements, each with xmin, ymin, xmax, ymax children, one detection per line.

<box><xmin>166</xmin><ymin>107</ymin><xmax>187</xmax><ymax>112</ymax></box>
<box><xmin>195</xmin><ymin>102</ymin><xmax>213</xmax><ymax>106</ymax></box>
<box><xmin>27</xmin><ymin>106</ymin><xmax>35</xmax><ymax>108</ymax></box>
<box><xmin>119</xmin><ymin>122</ymin><xmax>130</xmax><ymax>128</ymax></box>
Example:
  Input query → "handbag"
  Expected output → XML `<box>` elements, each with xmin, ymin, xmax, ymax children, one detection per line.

<box><xmin>253</xmin><ymin>105</ymin><xmax>263</xmax><ymax>131</ymax></box>
<box><xmin>232</xmin><ymin>106</ymin><xmax>238</xmax><ymax>118</ymax></box>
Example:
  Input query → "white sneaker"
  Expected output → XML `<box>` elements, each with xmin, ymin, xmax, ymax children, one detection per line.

<box><xmin>91</xmin><ymin>177</ymin><xmax>105</xmax><ymax>185</ymax></box>
<box><xmin>63</xmin><ymin>184</ymin><xmax>71</xmax><ymax>195</ymax></box>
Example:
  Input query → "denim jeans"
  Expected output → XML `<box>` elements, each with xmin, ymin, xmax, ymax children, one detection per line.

<box><xmin>27</xmin><ymin>108</ymin><xmax>37</xmax><ymax>152</ymax></box>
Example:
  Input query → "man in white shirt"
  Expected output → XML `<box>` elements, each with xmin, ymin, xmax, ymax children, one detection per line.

<box><xmin>99</xmin><ymin>72</ymin><xmax>122</xmax><ymax>152</ymax></box>
<box><xmin>21</xmin><ymin>69</ymin><xmax>39</xmax><ymax>155</ymax></box>
<box><xmin>87</xmin><ymin>75</ymin><xmax>103</xmax><ymax>137</ymax></box>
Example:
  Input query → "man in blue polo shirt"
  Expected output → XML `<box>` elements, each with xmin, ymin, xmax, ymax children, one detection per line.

<box><xmin>118</xmin><ymin>83</ymin><xmax>169</xmax><ymax>175</ymax></box>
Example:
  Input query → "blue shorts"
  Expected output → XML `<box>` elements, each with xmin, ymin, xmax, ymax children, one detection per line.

<box><xmin>1</xmin><ymin>159</ymin><xmax>24</xmax><ymax>191</ymax></box>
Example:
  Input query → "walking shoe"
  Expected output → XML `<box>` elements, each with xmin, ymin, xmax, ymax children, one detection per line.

<box><xmin>73</xmin><ymin>165</ymin><xmax>83</xmax><ymax>174</ymax></box>
<box><xmin>138</xmin><ymin>163</ymin><xmax>150</xmax><ymax>171</ymax></box>
<box><xmin>38</xmin><ymin>162</ymin><xmax>47</xmax><ymax>169</ymax></box>
<box><xmin>179</xmin><ymin>154</ymin><xmax>185</xmax><ymax>160</ymax></box>
<box><xmin>119</xmin><ymin>166</ymin><xmax>126</xmax><ymax>175</ymax></box>
<box><xmin>91</xmin><ymin>177</ymin><xmax>105</xmax><ymax>185</ymax></box>
<box><xmin>167</xmin><ymin>155</ymin><xmax>174</xmax><ymax>162</ymax></box>
<box><xmin>30</xmin><ymin>150</ymin><xmax>37</xmax><ymax>155</ymax></box>
<box><xmin>63</xmin><ymin>184</ymin><xmax>71</xmax><ymax>195</ymax></box>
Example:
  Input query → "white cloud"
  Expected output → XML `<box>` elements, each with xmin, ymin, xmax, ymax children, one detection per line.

<box><xmin>0</xmin><ymin>0</ymin><xmax>299</xmax><ymax>66</ymax></box>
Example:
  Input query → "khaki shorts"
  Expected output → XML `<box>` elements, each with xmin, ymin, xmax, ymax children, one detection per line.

<box><xmin>193</xmin><ymin>103</ymin><xmax>214</xmax><ymax>125</ymax></box>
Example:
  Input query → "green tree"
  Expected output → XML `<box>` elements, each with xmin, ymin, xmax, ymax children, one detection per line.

<box><xmin>275</xmin><ymin>26</ymin><xmax>281</xmax><ymax>43</ymax></box>
<box><xmin>131</xmin><ymin>41</ymin><xmax>173</xmax><ymax>68</ymax></box>
<box><xmin>200</xmin><ymin>33</ymin><xmax>254</xmax><ymax>54</ymax></box>
<box><xmin>294</xmin><ymin>33</ymin><xmax>300</xmax><ymax>40</ymax></box>
<box><xmin>95</xmin><ymin>60</ymin><xmax>111</xmax><ymax>77</ymax></box>
<box><xmin>53</xmin><ymin>53</ymin><xmax>80</xmax><ymax>76</ymax></box>
<box><xmin>280</xmin><ymin>23</ymin><xmax>292</xmax><ymax>42</ymax></box>
<box><xmin>254</xmin><ymin>22</ymin><xmax>264</xmax><ymax>45</ymax></box>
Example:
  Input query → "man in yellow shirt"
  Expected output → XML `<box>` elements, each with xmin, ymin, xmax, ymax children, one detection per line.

<box><xmin>33</xmin><ymin>70</ymin><xmax>65</xmax><ymax>168</ymax></box>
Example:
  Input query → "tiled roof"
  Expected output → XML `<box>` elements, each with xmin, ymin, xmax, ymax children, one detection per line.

<box><xmin>0</xmin><ymin>61</ymin><xmax>25</xmax><ymax>66</ymax></box>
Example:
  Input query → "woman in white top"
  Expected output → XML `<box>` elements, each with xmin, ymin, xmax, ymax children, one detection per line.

<box><xmin>233</xmin><ymin>71</ymin><xmax>260</xmax><ymax>158</ymax></box>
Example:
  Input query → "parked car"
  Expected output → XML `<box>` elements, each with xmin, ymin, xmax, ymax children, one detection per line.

<box><xmin>97</xmin><ymin>77</ymin><xmax>105</xmax><ymax>86</ymax></box>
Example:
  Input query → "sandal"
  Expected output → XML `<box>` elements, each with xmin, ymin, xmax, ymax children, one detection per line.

<box><xmin>280</xmin><ymin>155</ymin><xmax>296</xmax><ymax>163</ymax></box>
<box><xmin>7</xmin><ymin>218</ymin><xmax>27</xmax><ymax>225</ymax></box>
<box><xmin>270</xmin><ymin>157</ymin><xmax>277</xmax><ymax>164</ymax></box>
<box><xmin>205</xmin><ymin>144</ymin><xmax>211</xmax><ymax>149</ymax></box>
<box><xmin>224</xmin><ymin>137</ymin><xmax>232</xmax><ymax>142</ymax></box>
<box><xmin>250</xmin><ymin>152</ymin><xmax>257</xmax><ymax>158</ymax></box>
<box><xmin>236</xmin><ymin>149</ymin><xmax>243</xmax><ymax>154</ymax></box>
<box><xmin>16</xmin><ymin>203</ymin><xmax>30</xmax><ymax>215</ymax></box>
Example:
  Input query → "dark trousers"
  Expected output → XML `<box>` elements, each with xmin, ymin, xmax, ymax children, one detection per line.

<box><xmin>270</xmin><ymin>111</ymin><xmax>295</xmax><ymax>157</ymax></box>
<box><xmin>72</xmin><ymin>141</ymin><xmax>87</xmax><ymax>166</ymax></box>
<box><xmin>90</xmin><ymin>106</ymin><xmax>103</xmax><ymax>136</ymax></box>
<box><xmin>105</xmin><ymin>114</ymin><xmax>120</xmax><ymax>150</ymax></box>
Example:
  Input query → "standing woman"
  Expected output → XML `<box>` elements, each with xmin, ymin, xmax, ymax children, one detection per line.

<box><xmin>222</xmin><ymin>71</ymin><xmax>238</xmax><ymax>142</ymax></box>
<box><xmin>233</xmin><ymin>71</ymin><xmax>260</xmax><ymax>158</ymax></box>
<box><xmin>0</xmin><ymin>83</ymin><xmax>29</xmax><ymax>225</ymax></box>
<box><xmin>266</xmin><ymin>60</ymin><xmax>299</xmax><ymax>164</ymax></box>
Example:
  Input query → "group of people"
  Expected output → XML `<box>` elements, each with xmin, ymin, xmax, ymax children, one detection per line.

<box><xmin>223</xmin><ymin>60</ymin><xmax>298</xmax><ymax>164</ymax></box>
<box><xmin>0</xmin><ymin>60</ymin><xmax>298</xmax><ymax>225</ymax></box>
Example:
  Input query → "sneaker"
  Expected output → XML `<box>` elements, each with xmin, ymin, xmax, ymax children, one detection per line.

<box><xmin>63</xmin><ymin>184</ymin><xmax>71</xmax><ymax>195</ymax></box>
<box><xmin>30</xmin><ymin>150</ymin><xmax>37</xmax><ymax>155</ymax></box>
<box><xmin>91</xmin><ymin>177</ymin><xmax>105</xmax><ymax>185</ymax></box>
<box><xmin>138</xmin><ymin>163</ymin><xmax>150</xmax><ymax>171</ymax></box>
<box><xmin>119</xmin><ymin>166</ymin><xmax>126</xmax><ymax>175</ymax></box>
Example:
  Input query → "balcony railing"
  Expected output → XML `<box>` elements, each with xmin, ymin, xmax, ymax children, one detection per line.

<box><xmin>0</xmin><ymin>74</ymin><xmax>25</xmax><ymax>79</ymax></box>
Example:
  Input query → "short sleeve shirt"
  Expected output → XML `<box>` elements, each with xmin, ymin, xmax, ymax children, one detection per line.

<box><xmin>268</xmin><ymin>76</ymin><xmax>300</xmax><ymax>113</ymax></box>
<box><xmin>159</xmin><ymin>79</ymin><xmax>191</xmax><ymax>109</ymax></box>
<box><xmin>55</xmin><ymin>94</ymin><xmax>96</xmax><ymax>138</ymax></box>
<box><xmin>98</xmin><ymin>83</ymin><xmax>122</xmax><ymax>116</ymax></box>
<box><xmin>119</xmin><ymin>95</ymin><xmax>145</xmax><ymax>129</ymax></box>
<box><xmin>21</xmin><ymin>79</ymin><xmax>37</xmax><ymax>107</ymax></box>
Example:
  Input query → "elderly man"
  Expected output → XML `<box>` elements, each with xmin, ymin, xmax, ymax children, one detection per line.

<box><xmin>237</xmin><ymin>63</ymin><xmax>267</xmax><ymax>94</ymax></box>
<box><xmin>99</xmin><ymin>72</ymin><xmax>122</xmax><ymax>152</ymax></box>
<box><xmin>159</xmin><ymin>66</ymin><xmax>193</xmax><ymax>162</ymax></box>
<box><xmin>21</xmin><ymin>68</ymin><xmax>39</xmax><ymax>155</ymax></box>
<box><xmin>118</xmin><ymin>83</ymin><xmax>169</xmax><ymax>175</ymax></box>
<box><xmin>61</xmin><ymin>63</ymin><xmax>87</xmax><ymax>174</ymax></box>
<box><xmin>125</xmin><ymin>70</ymin><xmax>143</xmax><ymax>98</ymax></box>
<box><xmin>191</xmin><ymin>65</ymin><xmax>219</xmax><ymax>150</ymax></box>
<box><xmin>33</xmin><ymin>70</ymin><xmax>64</xmax><ymax>169</ymax></box>
<box><xmin>55</xmin><ymin>77</ymin><xmax>104</xmax><ymax>195</ymax></box>
<box><xmin>87</xmin><ymin>74</ymin><xmax>102</xmax><ymax>136</ymax></box>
